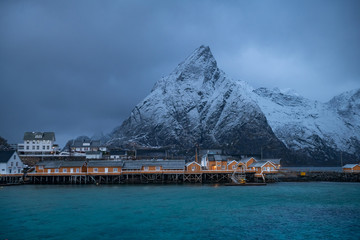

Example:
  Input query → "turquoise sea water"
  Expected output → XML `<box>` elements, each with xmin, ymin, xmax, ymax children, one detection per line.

<box><xmin>1</xmin><ymin>182</ymin><xmax>359</xmax><ymax>240</ymax></box>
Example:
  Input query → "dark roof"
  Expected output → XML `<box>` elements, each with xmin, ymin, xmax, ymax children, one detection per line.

<box><xmin>109</xmin><ymin>150</ymin><xmax>127</xmax><ymax>155</ymax></box>
<box><xmin>70</xmin><ymin>140</ymin><xmax>102</xmax><ymax>148</ymax></box>
<box><xmin>24</xmin><ymin>132</ymin><xmax>55</xmax><ymax>141</ymax></box>
<box><xmin>36</xmin><ymin>161</ymin><xmax>62</xmax><ymax>168</ymax></box>
<box><xmin>213</xmin><ymin>155</ymin><xmax>229</xmax><ymax>161</ymax></box>
<box><xmin>123</xmin><ymin>160</ymin><xmax>185</xmax><ymax>170</ymax></box>
<box><xmin>87</xmin><ymin>160</ymin><xmax>124</xmax><ymax>167</ymax></box>
<box><xmin>61</xmin><ymin>161</ymin><xmax>86</xmax><ymax>167</ymax></box>
<box><xmin>0</xmin><ymin>151</ymin><xmax>16</xmax><ymax>163</ymax></box>
<box><xmin>265</xmin><ymin>159</ymin><xmax>281</xmax><ymax>165</ymax></box>
<box><xmin>36</xmin><ymin>160</ymin><xmax>85</xmax><ymax>168</ymax></box>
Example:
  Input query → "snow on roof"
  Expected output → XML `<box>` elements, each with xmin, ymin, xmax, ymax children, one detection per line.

<box><xmin>87</xmin><ymin>160</ymin><xmax>124</xmax><ymax>167</ymax></box>
<box><xmin>227</xmin><ymin>160</ymin><xmax>238</xmax><ymax>165</ymax></box>
<box><xmin>36</xmin><ymin>161</ymin><xmax>86</xmax><ymax>168</ymax></box>
<box><xmin>264</xmin><ymin>159</ymin><xmax>281</xmax><ymax>165</ymax></box>
<box><xmin>249</xmin><ymin>161</ymin><xmax>276</xmax><ymax>168</ymax></box>
<box><xmin>24</xmin><ymin>132</ymin><xmax>55</xmax><ymax>141</ymax></box>
<box><xmin>186</xmin><ymin>161</ymin><xmax>201</xmax><ymax>167</ymax></box>
<box><xmin>123</xmin><ymin>160</ymin><xmax>185</xmax><ymax>170</ymax></box>
<box><xmin>342</xmin><ymin>164</ymin><xmax>359</xmax><ymax>169</ymax></box>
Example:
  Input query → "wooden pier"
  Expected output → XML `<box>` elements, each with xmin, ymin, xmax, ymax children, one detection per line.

<box><xmin>0</xmin><ymin>174</ymin><xmax>23</xmax><ymax>184</ymax></box>
<box><xmin>22</xmin><ymin>171</ymin><xmax>260</xmax><ymax>185</ymax></box>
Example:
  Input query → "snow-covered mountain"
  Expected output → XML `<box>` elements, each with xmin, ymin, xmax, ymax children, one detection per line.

<box><xmin>109</xmin><ymin>46</ymin><xmax>287</xmax><ymax>158</ymax></box>
<box><xmin>107</xmin><ymin>45</ymin><xmax>360</xmax><ymax>165</ymax></box>
<box><xmin>254</xmin><ymin>87</ymin><xmax>360</xmax><ymax>163</ymax></box>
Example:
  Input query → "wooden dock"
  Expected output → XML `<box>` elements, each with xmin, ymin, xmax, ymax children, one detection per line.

<box><xmin>21</xmin><ymin>171</ymin><xmax>260</xmax><ymax>184</ymax></box>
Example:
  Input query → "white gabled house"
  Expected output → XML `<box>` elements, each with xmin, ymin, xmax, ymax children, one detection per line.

<box><xmin>0</xmin><ymin>151</ymin><xmax>24</xmax><ymax>174</ymax></box>
<box><xmin>17</xmin><ymin>132</ymin><xmax>59</xmax><ymax>156</ymax></box>
<box><xmin>69</xmin><ymin>140</ymin><xmax>107</xmax><ymax>154</ymax></box>
<box><xmin>86</xmin><ymin>151</ymin><xmax>103</xmax><ymax>159</ymax></box>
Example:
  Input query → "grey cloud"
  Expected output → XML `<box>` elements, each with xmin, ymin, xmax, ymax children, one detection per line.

<box><xmin>1</xmin><ymin>0</ymin><xmax>359</xmax><ymax>147</ymax></box>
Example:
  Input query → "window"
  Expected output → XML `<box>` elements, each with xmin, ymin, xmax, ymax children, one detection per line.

<box><xmin>263</xmin><ymin>167</ymin><xmax>266</xmax><ymax>171</ymax></box>
<box><xmin>48</xmin><ymin>169</ymin><xmax>51</xmax><ymax>173</ymax></box>
<box><xmin>36</xmin><ymin>146</ymin><xmax>39</xmax><ymax>150</ymax></box>
<box><xmin>16</xmin><ymin>162</ymin><xmax>18</xmax><ymax>166</ymax></box>
<box><xmin>156</xmin><ymin>166</ymin><xmax>160</xmax><ymax>171</ymax></box>
<box><xmin>192</xmin><ymin>166</ymin><xmax>195</xmax><ymax>171</ymax></box>
<box><xmin>55</xmin><ymin>169</ymin><xmax>59</xmax><ymax>173</ymax></box>
<box><xmin>32</xmin><ymin>140</ymin><xmax>35</xmax><ymax>144</ymax></box>
<box><xmin>32</xmin><ymin>146</ymin><xmax>35</xmax><ymax>150</ymax></box>
<box><xmin>271</xmin><ymin>167</ymin><xmax>274</xmax><ymax>171</ymax></box>
<box><xmin>26</xmin><ymin>140</ymin><xmax>29</xmax><ymax>144</ymax></box>
<box><xmin>39</xmin><ymin>166</ymin><xmax>43</xmax><ymax>170</ymax></box>
<box><xmin>14</xmin><ymin>155</ymin><xmax>16</xmax><ymax>159</ymax></box>
<box><xmin>144</xmin><ymin>166</ymin><xmax>149</xmax><ymax>171</ymax></box>
<box><xmin>47</xmin><ymin>146</ymin><xmax>50</xmax><ymax>150</ymax></box>
<box><xmin>11</xmin><ymin>162</ymin><xmax>13</xmax><ymax>166</ymax></box>
<box><xmin>113</xmin><ymin>168</ymin><xmax>118</xmax><ymax>172</ymax></box>
<box><xmin>76</xmin><ymin>168</ymin><xmax>80</xmax><ymax>173</ymax></box>
<box><xmin>26</xmin><ymin>146</ymin><xmax>29</xmax><ymax>150</ymax></box>
<box><xmin>232</xmin><ymin>165</ymin><xmax>236</xmax><ymax>169</ymax></box>
<box><xmin>18</xmin><ymin>169</ymin><xmax>21</xmax><ymax>173</ymax></box>
<box><xmin>42</xmin><ymin>146</ymin><xmax>45</xmax><ymax>150</ymax></box>
<box><xmin>94</xmin><ymin>168</ymin><xmax>98</xmax><ymax>173</ymax></box>
<box><xmin>63</xmin><ymin>169</ymin><xmax>67</xmax><ymax>173</ymax></box>
<box><xmin>222</xmin><ymin>165</ymin><xmax>225</xmax><ymax>170</ymax></box>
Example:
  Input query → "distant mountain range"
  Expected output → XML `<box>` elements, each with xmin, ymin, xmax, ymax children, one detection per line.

<box><xmin>104</xmin><ymin>46</ymin><xmax>359</xmax><ymax>166</ymax></box>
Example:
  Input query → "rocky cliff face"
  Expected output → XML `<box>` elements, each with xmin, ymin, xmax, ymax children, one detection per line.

<box><xmin>107</xmin><ymin>46</ymin><xmax>360</xmax><ymax>165</ymax></box>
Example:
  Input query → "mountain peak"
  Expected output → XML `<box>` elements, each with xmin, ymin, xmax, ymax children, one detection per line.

<box><xmin>183</xmin><ymin>45</ymin><xmax>215</xmax><ymax>65</ymax></box>
<box><xmin>170</xmin><ymin>45</ymin><xmax>219</xmax><ymax>84</ymax></box>
<box><xmin>192</xmin><ymin>45</ymin><xmax>212</xmax><ymax>57</ymax></box>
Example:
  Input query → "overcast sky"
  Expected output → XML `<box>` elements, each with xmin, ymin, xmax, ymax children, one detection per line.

<box><xmin>1</xmin><ymin>0</ymin><xmax>359</xmax><ymax>147</ymax></box>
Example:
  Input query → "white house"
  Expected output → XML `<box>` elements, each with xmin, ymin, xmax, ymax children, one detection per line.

<box><xmin>17</xmin><ymin>132</ymin><xmax>59</xmax><ymax>156</ymax></box>
<box><xmin>0</xmin><ymin>151</ymin><xmax>24</xmax><ymax>174</ymax></box>
<box><xmin>69</xmin><ymin>140</ymin><xmax>107</xmax><ymax>153</ymax></box>
<box><xmin>86</xmin><ymin>151</ymin><xmax>103</xmax><ymax>159</ymax></box>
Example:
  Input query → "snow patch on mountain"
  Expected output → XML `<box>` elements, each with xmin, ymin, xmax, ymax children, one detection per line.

<box><xmin>254</xmin><ymin>87</ymin><xmax>360</xmax><ymax>154</ymax></box>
